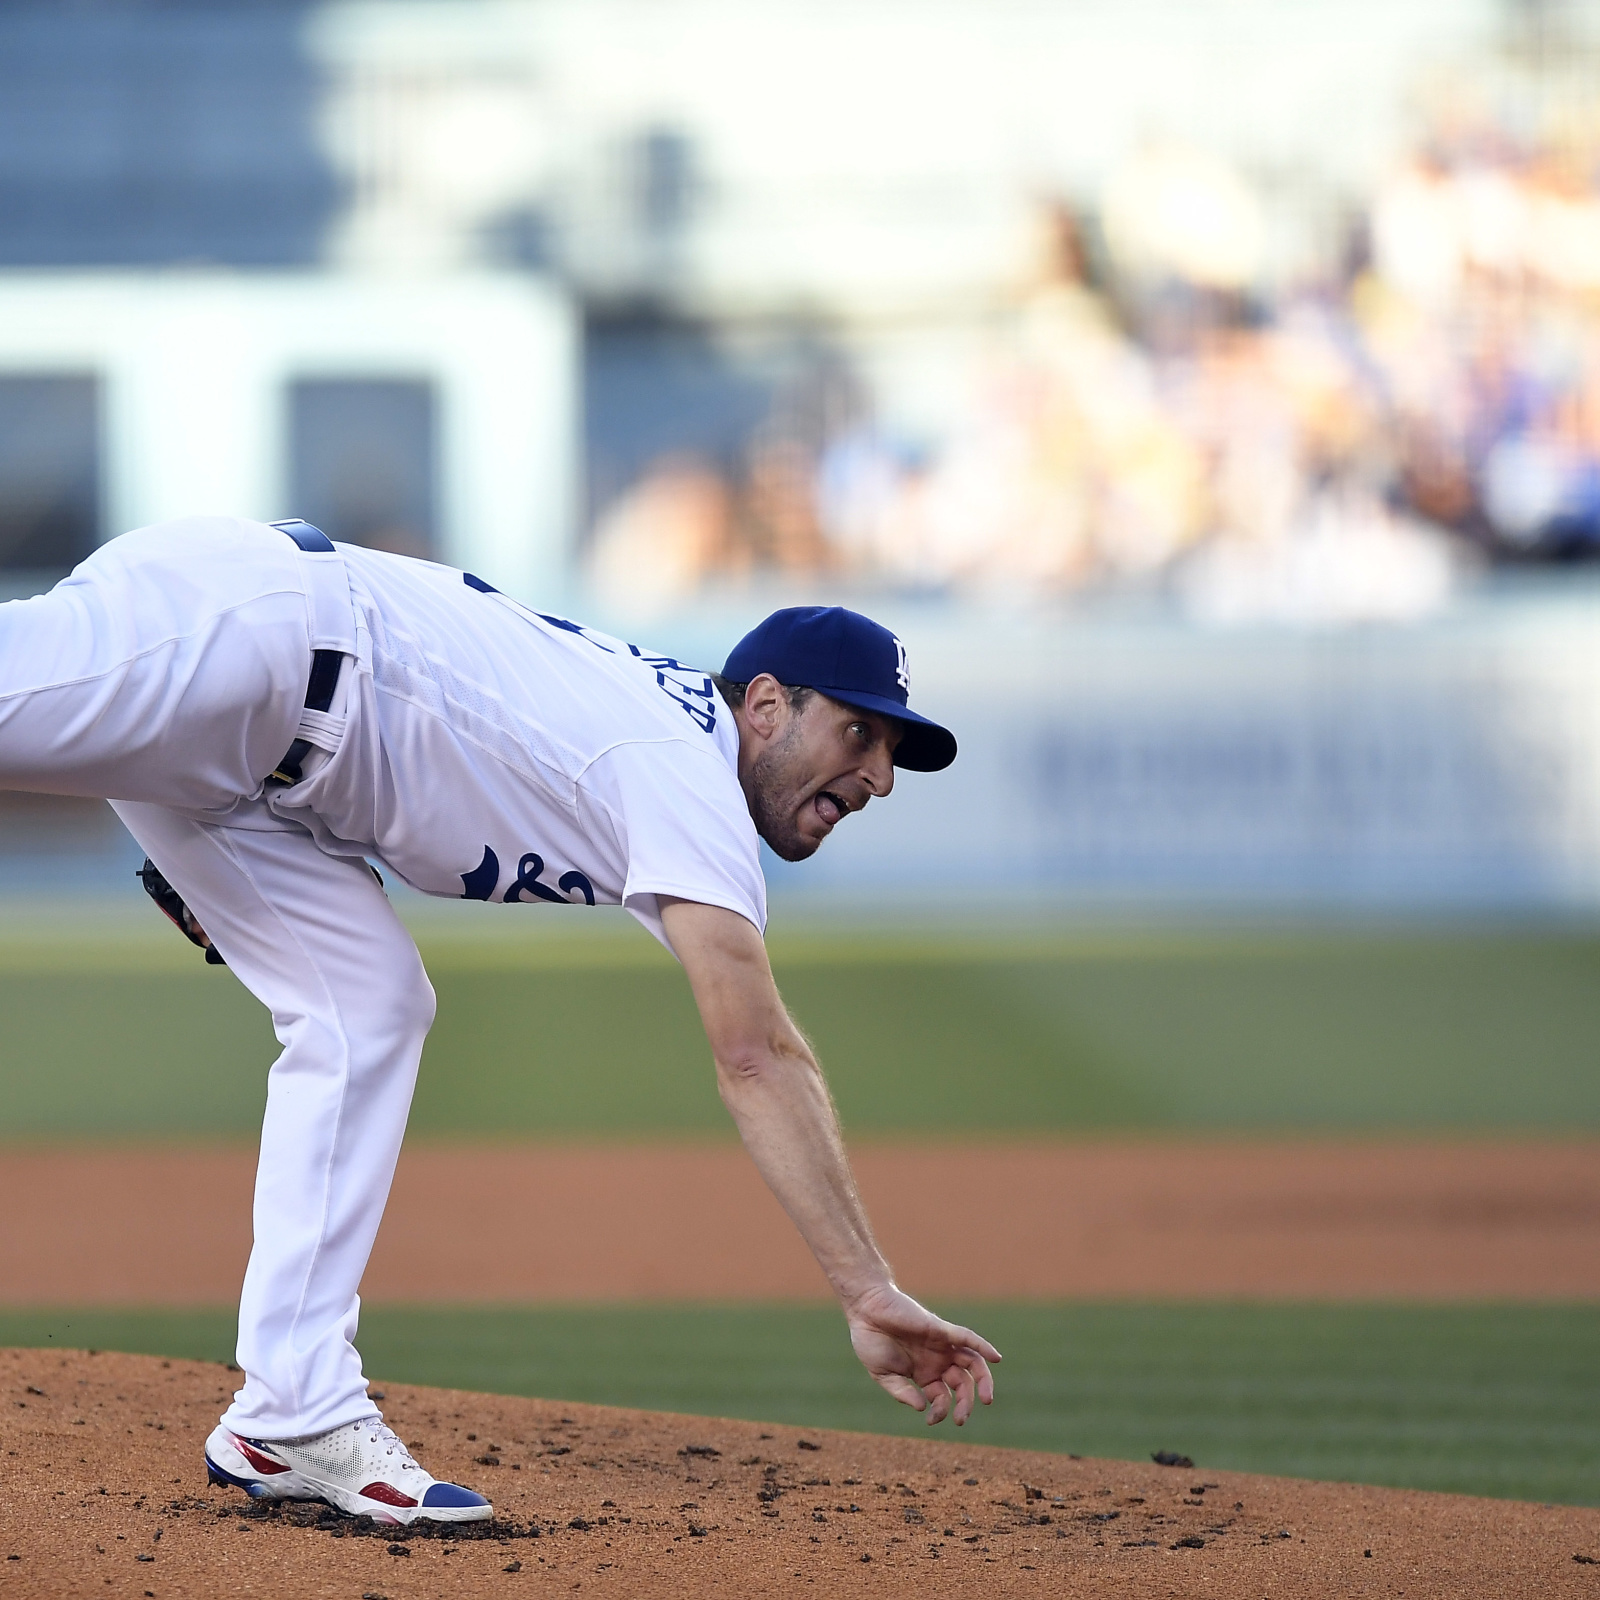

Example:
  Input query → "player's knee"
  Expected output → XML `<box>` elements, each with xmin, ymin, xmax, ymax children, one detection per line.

<box><xmin>358</xmin><ymin>953</ymin><xmax>436</xmax><ymax>1048</ymax></box>
<box><xmin>389</xmin><ymin>966</ymin><xmax>437</xmax><ymax>1041</ymax></box>
<box><xmin>410</xmin><ymin>971</ymin><xmax>438</xmax><ymax>1035</ymax></box>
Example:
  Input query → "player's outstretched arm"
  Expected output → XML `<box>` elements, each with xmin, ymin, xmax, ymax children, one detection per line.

<box><xmin>659</xmin><ymin>896</ymin><xmax>1001</xmax><ymax>1425</ymax></box>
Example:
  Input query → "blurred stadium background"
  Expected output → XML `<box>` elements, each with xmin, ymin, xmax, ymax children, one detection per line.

<box><xmin>1</xmin><ymin>0</ymin><xmax>1598</xmax><ymax>1504</ymax></box>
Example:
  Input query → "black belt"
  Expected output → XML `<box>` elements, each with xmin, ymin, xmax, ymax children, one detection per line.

<box><xmin>267</xmin><ymin>519</ymin><xmax>344</xmax><ymax>788</ymax></box>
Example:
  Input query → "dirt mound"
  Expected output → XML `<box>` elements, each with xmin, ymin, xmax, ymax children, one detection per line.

<box><xmin>1</xmin><ymin>1349</ymin><xmax>1596</xmax><ymax>1598</ymax></box>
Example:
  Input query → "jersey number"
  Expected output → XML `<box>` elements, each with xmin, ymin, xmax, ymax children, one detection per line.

<box><xmin>460</xmin><ymin>844</ymin><xmax>595</xmax><ymax>906</ymax></box>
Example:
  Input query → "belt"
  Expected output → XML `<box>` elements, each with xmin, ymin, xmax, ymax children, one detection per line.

<box><xmin>267</xmin><ymin>519</ymin><xmax>345</xmax><ymax>787</ymax></box>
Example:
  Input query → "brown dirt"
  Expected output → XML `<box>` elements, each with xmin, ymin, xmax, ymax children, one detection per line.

<box><xmin>2</xmin><ymin>1350</ymin><xmax>1598</xmax><ymax>1600</ymax></box>
<box><xmin>2</xmin><ymin>1139</ymin><xmax>1598</xmax><ymax>1306</ymax></box>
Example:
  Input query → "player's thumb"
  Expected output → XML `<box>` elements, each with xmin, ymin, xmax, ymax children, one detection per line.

<box><xmin>873</xmin><ymin>1372</ymin><xmax>929</xmax><ymax>1411</ymax></box>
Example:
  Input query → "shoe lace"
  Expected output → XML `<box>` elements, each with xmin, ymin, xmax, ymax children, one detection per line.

<box><xmin>359</xmin><ymin>1418</ymin><xmax>419</xmax><ymax>1472</ymax></box>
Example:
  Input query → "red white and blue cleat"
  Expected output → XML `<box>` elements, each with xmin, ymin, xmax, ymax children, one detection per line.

<box><xmin>205</xmin><ymin>1418</ymin><xmax>494</xmax><ymax>1525</ymax></box>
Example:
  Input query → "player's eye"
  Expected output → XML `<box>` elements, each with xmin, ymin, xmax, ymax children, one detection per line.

<box><xmin>849</xmin><ymin>721</ymin><xmax>870</xmax><ymax>742</ymax></box>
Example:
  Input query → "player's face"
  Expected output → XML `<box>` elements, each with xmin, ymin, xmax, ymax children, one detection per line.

<box><xmin>744</xmin><ymin>691</ymin><xmax>900</xmax><ymax>862</ymax></box>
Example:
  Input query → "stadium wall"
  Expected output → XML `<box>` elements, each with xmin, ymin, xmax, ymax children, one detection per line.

<box><xmin>759</xmin><ymin>586</ymin><xmax>1600</xmax><ymax>909</ymax></box>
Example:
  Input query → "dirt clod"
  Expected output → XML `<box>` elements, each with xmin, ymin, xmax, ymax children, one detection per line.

<box><xmin>1152</xmin><ymin>1451</ymin><xmax>1194</xmax><ymax>1468</ymax></box>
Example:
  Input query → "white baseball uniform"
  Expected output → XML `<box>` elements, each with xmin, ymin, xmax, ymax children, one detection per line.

<box><xmin>0</xmin><ymin>515</ymin><xmax>766</xmax><ymax>1438</ymax></box>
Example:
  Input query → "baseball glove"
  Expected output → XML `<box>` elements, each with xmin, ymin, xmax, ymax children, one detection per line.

<box><xmin>136</xmin><ymin>858</ymin><xmax>226</xmax><ymax>966</ymax></box>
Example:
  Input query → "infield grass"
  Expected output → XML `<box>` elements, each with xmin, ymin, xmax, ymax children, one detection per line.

<box><xmin>0</xmin><ymin>1302</ymin><xmax>1593</xmax><ymax>1507</ymax></box>
<box><xmin>3</xmin><ymin>911</ymin><xmax>1598</xmax><ymax>1137</ymax></box>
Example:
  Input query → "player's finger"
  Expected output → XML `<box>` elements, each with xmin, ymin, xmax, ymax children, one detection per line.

<box><xmin>946</xmin><ymin>1362</ymin><xmax>977</xmax><ymax>1425</ymax></box>
<box><xmin>951</xmin><ymin>1363</ymin><xmax>977</xmax><ymax>1424</ymax></box>
<box><xmin>941</xmin><ymin>1322</ymin><xmax>1002</xmax><ymax>1364</ymax></box>
<box><xmin>876</xmin><ymin>1373</ymin><xmax>929</xmax><ymax>1412</ymax></box>
<box><xmin>922</xmin><ymin>1378</ymin><xmax>952</xmax><ymax>1426</ymax></box>
<box><xmin>951</xmin><ymin>1348</ymin><xmax>996</xmax><ymax>1405</ymax></box>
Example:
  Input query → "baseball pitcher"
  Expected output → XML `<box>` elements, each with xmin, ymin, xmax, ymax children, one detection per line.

<box><xmin>0</xmin><ymin>515</ymin><xmax>1000</xmax><ymax>1524</ymax></box>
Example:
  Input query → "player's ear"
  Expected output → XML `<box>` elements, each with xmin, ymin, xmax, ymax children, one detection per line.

<box><xmin>742</xmin><ymin>673</ymin><xmax>787</xmax><ymax>741</ymax></box>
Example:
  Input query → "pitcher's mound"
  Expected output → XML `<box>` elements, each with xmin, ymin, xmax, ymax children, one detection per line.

<box><xmin>0</xmin><ymin>1348</ymin><xmax>1595</xmax><ymax>1598</ymax></box>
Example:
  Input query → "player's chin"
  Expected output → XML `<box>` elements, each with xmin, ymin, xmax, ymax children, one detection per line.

<box><xmin>761</xmin><ymin>815</ymin><xmax>825</xmax><ymax>863</ymax></box>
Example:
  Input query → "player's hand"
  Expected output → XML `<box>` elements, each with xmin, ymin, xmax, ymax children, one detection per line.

<box><xmin>844</xmin><ymin>1283</ymin><xmax>1000</xmax><ymax>1426</ymax></box>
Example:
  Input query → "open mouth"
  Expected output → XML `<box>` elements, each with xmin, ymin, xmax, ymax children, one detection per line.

<box><xmin>813</xmin><ymin>790</ymin><xmax>850</xmax><ymax>827</ymax></box>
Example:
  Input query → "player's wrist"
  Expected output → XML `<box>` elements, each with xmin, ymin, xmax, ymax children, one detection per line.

<box><xmin>835</xmin><ymin>1268</ymin><xmax>898</xmax><ymax>1317</ymax></box>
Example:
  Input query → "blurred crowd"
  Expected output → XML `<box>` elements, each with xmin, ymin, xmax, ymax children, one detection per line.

<box><xmin>590</xmin><ymin>74</ymin><xmax>1600</xmax><ymax>622</ymax></box>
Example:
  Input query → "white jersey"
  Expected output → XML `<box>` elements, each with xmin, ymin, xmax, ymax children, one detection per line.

<box><xmin>269</xmin><ymin>544</ymin><xmax>767</xmax><ymax>948</ymax></box>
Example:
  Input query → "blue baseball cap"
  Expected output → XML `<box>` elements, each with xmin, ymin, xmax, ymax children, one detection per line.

<box><xmin>723</xmin><ymin>606</ymin><xmax>957</xmax><ymax>772</ymax></box>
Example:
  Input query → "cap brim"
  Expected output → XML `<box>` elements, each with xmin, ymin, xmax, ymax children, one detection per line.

<box><xmin>815</xmin><ymin>688</ymin><xmax>957</xmax><ymax>772</ymax></box>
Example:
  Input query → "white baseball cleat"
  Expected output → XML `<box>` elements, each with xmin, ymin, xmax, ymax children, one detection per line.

<box><xmin>204</xmin><ymin>1417</ymin><xmax>494</xmax><ymax>1524</ymax></box>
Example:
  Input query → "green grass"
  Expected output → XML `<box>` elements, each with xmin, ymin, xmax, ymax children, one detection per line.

<box><xmin>3</xmin><ymin>914</ymin><xmax>1599</xmax><ymax>1138</ymax></box>
<box><xmin>1</xmin><ymin>1302</ymin><xmax>1593</xmax><ymax>1506</ymax></box>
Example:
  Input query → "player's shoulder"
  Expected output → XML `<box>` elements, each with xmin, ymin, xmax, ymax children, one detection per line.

<box><xmin>485</xmin><ymin>601</ymin><xmax>728</xmax><ymax>743</ymax></box>
<box><xmin>580</xmin><ymin>729</ymin><xmax>749</xmax><ymax>821</ymax></box>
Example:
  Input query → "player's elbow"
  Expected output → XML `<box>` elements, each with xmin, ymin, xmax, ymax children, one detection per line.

<box><xmin>715</xmin><ymin>1048</ymin><xmax>775</xmax><ymax>1097</ymax></box>
<box><xmin>713</xmin><ymin>1037</ymin><xmax>813</xmax><ymax>1103</ymax></box>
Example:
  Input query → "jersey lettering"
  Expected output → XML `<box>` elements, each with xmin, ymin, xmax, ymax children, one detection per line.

<box><xmin>627</xmin><ymin>644</ymin><xmax>718</xmax><ymax>734</ymax></box>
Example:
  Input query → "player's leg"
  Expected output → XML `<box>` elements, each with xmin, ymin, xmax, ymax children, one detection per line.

<box><xmin>112</xmin><ymin>801</ymin><xmax>490</xmax><ymax>1524</ymax></box>
<box><xmin>0</xmin><ymin>517</ymin><xmax>310</xmax><ymax>808</ymax></box>
<box><xmin>110</xmin><ymin>799</ymin><xmax>430</xmax><ymax>1439</ymax></box>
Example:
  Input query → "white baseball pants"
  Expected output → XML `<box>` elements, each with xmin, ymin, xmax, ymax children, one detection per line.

<box><xmin>0</xmin><ymin>518</ymin><xmax>431</xmax><ymax>1439</ymax></box>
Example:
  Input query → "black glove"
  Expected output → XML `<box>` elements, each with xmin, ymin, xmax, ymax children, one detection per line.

<box><xmin>136</xmin><ymin>858</ymin><xmax>226</xmax><ymax>966</ymax></box>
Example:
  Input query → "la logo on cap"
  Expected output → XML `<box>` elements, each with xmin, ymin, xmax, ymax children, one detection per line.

<box><xmin>894</xmin><ymin>637</ymin><xmax>909</xmax><ymax>693</ymax></box>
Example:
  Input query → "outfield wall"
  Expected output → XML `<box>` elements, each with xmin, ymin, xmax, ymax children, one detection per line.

<box><xmin>762</xmin><ymin>583</ymin><xmax>1600</xmax><ymax>909</ymax></box>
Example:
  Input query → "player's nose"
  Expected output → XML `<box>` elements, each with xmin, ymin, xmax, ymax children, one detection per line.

<box><xmin>862</xmin><ymin>745</ymin><xmax>895</xmax><ymax>799</ymax></box>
